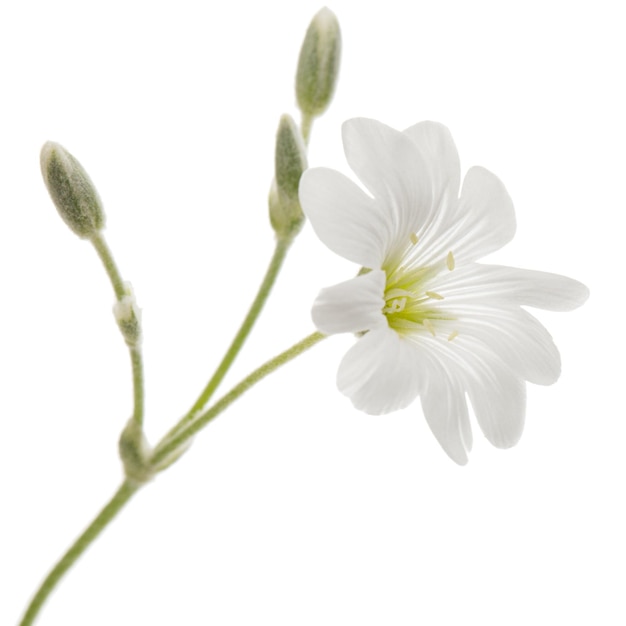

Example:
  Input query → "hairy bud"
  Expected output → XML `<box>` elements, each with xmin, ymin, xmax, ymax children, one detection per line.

<box><xmin>296</xmin><ymin>7</ymin><xmax>341</xmax><ymax>119</ymax></box>
<box><xmin>269</xmin><ymin>114</ymin><xmax>307</xmax><ymax>239</ymax></box>
<box><xmin>40</xmin><ymin>142</ymin><xmax>105</xmax><ymax>238</ymax></box>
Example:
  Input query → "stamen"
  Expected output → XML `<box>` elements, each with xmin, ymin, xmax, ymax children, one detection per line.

<box><xmin>447</xmin><ymin>330</ymin><xmax>459</xmax><ymax>342</ymax></box>
<box><xmin>391</xmin><ymin>319</ymin><xmax>423</xmax><ymax>330</ymax></box>
<box><xmin>410</xmin><ymin>232</ymin><xmax>419</xmax><ymax>245</ymax></box>
<box><xmin>385</xmin><ymin>288</ymin><xmax>412</xmax><ymax>300</ymax></box>
<box><xmin>425</xmin><ymin>291</ymin><xmax>444</xmax><ymax>300</ymax></box>
<box><xmin>423</xmin><ymin>319</ymin><xmax>436</xmax><ymax>336</ymax></box>
<box><xmin>383</xmin><ymin>297</ymin><xmax>407</xmax><ymax>314</ymax></box>
<box><xmin>446</xmin><ymin>251</ymin><xmax>455</xmax><ymax>271</ymax></box>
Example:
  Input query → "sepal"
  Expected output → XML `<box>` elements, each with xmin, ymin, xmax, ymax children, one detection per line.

<box><xmin>269</xmin><ymin>114</ymin><xmax>307</xmax><ymax>239</ymax></box>
<box><xmin>296</xmin><ymin>7</ymin><xmax>341</xmax><ymax>118</ymax></box>
<box><xmin>40</xmin><ymin>142</ymin><xmax>105</xmax><ymax>238</ymax></box>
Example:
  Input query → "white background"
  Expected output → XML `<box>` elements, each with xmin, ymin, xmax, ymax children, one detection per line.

<box><xmin>1</xmin><ymin>1</ymin><xmax>623</xmax><ymax>624</ymax></box>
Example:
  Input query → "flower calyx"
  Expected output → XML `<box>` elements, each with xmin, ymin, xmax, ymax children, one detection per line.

<box><xmin>296</xmin><ymin>7</ymin><xmax>341</xmax><ymax>121</ymax></box>
<box><xmin>40</xmin><ymin>141</ymin><xmax>105</xmax><ymax>239</ymax></box>
<box><xmin>269</xmin><ymin>114</ymin><xmax>307</xmax><ymax>240</ymax></box>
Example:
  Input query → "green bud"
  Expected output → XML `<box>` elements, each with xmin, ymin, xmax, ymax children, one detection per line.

<box><xmin>40</xmin><ymin>141</ymin><xmax>105</xmax><ymax>238</ymax></box>
<box><xmin>269</xmin><ymin>114</ymin><xmax>307</xmax><ymax>239</ymax></box>
<box><xmin>113</xmin><ymin>282</ymin><xmax>142</xmax><ymax>347</ymax></box>
<box><xmin>296</xmin><ymin>7</ymin><xmax>341</xmax><ymax>119</ymax></box>
<box><xmin>119</xmin><ymin>419</ymin><xmax>153</xmax><ymax>485</ymax></box>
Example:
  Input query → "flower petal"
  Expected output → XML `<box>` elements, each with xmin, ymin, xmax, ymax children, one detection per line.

<box><xmin>341</xmin><ymin>118</ymin><xmax>434</xmax><ymax>248</ymax></box>
<box><xmin>299</xmin><ymin>167</ymin><xmax>388</xmax><ymax>268</ymax></box>
<box><xmin>435</xmin><ymin>264</ymin><xmax>589</xmax><ymax>311</ymax></box>
<box><xmin>454</xmin><ymin>166</ymin><xmax>516</xmax><ymax>263</ymax></box>
<box><xmin>503</xmin><ymin>269</ymin><xmax>590</xmax><ymax>311</ymax></box>
<box><xmin>337</xmin><ymin>325</ymin><xmax>423</xmax><ymax>414</ymax></box>
<box><xmin>403</xmin><ymin>121</ymin><xmax>461</xmax><ymax>206</ymax></box>
<box><xmin>311</xmin><ymin>270</ymin><xmax>386</xmax><ymax>335</ymax></box>
<box><xmin>435</xmin><ymin>299</ymin><xmax>562</xmax><ymax>385</ymax></box>
<box><xmin>420</xmin><ymin>363</ymin><xmax>472</xmax><ymax>465</ymax></box>
<box><xmin>458</xmin><ymin>339</ymin><xmax>527</xmax><ymax>448</ymax></box>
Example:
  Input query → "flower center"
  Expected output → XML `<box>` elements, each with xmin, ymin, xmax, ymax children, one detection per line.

<box><xmin>382</xmin><ymin>235</ymin><xmax>457</xmax><ymax>340</ymax></box>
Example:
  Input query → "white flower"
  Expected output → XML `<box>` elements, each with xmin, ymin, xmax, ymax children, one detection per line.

<box><xmin>300</xmin><ymin>118</ymin><xmax>588</xmax><ymax>464</ymax></box>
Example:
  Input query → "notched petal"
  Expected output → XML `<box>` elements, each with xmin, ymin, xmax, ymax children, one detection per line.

<box><xmin>420</xmin><ymin>364</ymin><xmax>471</xmax><ymax>465</ymax></box>
<box><xmin>300</xmin><ymin>167</ymin><xmax>387</xmax><ymax>268</ymax></box>
<box><xmin>312</xmin><ymin>270</ymin><xmax>386</xmax><ymax>335</ymax></box>
<box><xmin>455</xmin><ymin>166</ymin><xmax>516</xmax><ymax>263</ymax></box>
<box><xmin>337</xmin><ymin>325</ymin><xmax>423</xmax><ymax>415</ymax></box>
<box><xmin>403</xmin><ymin>120</ymin><xmax>461</xmax><ymax>203</ymax></box>
<box><xmin>463</xmin><ymin>345</ymin><xmax>527</xmax><ymax>449</ymax></box>
<box><xmin>342</xmin><ymin>118</ymin><xmax>434</xmax><ymax>241</ymax></box>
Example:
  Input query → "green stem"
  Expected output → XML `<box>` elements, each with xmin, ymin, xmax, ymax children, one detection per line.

<box><xmin>167</xmin><ymin>237</ymin><xmax>292</xmax><ymax>440</ymax></box>
<box><xmin>89</xmin><ymin>231</ymin><xmax>126</xmax><ymax>300</ymax></box>
<box><xmin>130</xmin><ymin>347</ymin><xmax>145</xmax><ymax>427</ymax></box>
<box><xmin>20</xmin><ymin>330</ymin><xmax>326</xmax><ymax>623</ymax></box>
<box><xmin>152</xmin><ymin>331</ymin><xmax>326</xmax><ymax>467</ymax></box>
<box><xmin>19</xmin><ymin>480</ymin><xmax>139</xmax><ymax>626</ymax></box>
<box><xmin>301</xmin><ymin>113</ymin><xmax>314</xmax><ymax>146</ymax></box>
<box><xmin>90</xmin><ymin>231</ymin><xmax>145</xmax><ymax>427</ymax></box>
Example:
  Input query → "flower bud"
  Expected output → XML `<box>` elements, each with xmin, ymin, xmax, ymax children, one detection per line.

<box><xmin>296</xmin><ymin>7</ymin><xmax>341</xmax><ymax>118</ymax></box>
<box><xmin>40</xmin><ymin>141</ymin><xmax>105</xmax><ymax>238</ymax></box>
<box><xmin>113</xmin><ymin>282</ymin><xmax>142</xmax><ymax>347</ymax></box>
<box><xmin>269</xmin><ymin>114</ymin><xmax>307</xmax><ymax>239</ymax></box>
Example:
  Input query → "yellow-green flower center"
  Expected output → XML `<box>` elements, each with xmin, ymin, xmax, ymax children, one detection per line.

<box><xmin>382</xmin><ymin>236</ymin><xmax>457</xmax><ymax>339</ymax></box>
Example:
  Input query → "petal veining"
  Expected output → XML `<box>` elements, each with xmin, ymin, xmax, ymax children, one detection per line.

<box><xmin>458</xmin><ymin>339</ymin><xmax>527</xmax><ymax>449</ymax></box>
<box><xmin>501</xmin><ymin>268</ymin><xmax>590</xmax><ymax>310</ymax></box>
<box><xmin>420</xmin><ymin>362</ymin><xmax>471</xmax><ymax>465</ymax></box>
<box><xmin>454</xmin><ymin>166</ymin><xmax>516</xmax><ymax>263</ymax></box>
<box><xmin>434</xmin><ymin>264</ymin><xmax>589</xmax><ymax>311</ymax></box>
<box><xmin>454</xmin><ymin>307</ymin><xmax>561</xmax><ymax>386</ymax></box>
<box><xmin>337</xmin><ymin>325</ymin><xmax>424</xmax><ymax>414</ymax></box>
<box><xmin>342</xmin><ymin>118</ymin><xmax>434</xmax><ymax>249</ymax></box>
<box><xmin>403</xmin><ymin>121</ymin><xmax>461</xmax><ymax>209</ymax></box>
<box><xmin>312</xmin><ymin>270</ymin><xmax>386</xmax><ymax>335</ymax></box>
<box><xmin>304</xmin><ymin>117</ymin><xmax>588</xmax><ymax>463</ymax></box>
<box><xmin>300</xmin><ymin>167</ymin><xmax>388</xmax><ymax>268</ymax></box>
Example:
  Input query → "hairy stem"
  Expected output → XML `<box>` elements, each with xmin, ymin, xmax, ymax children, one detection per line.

<box><xmin>301</xmin><ymin>113</ymin><xmax>314</xmax><ymax>145</ymax></box>
<box><xmin>130</xmin><ymin>346</ymin><xmax>145</xmax><ymax>427</ymax></box>
<box><xmin>165</xmin><ymin>237</ymin><xmax>292</xmax><ymax>441</ymax></box>
<box><xmin>19</xmin><ymin>331</ymin><xmax>326</xmax><ymax>623</ymax></box>
<box><xmin>152</xmin><ymin>331</ymin><xmax>326</xmax><ymax>467</ymax></box>
<box><xmin>90</xmin><ymin>231</ymin><xmax>126</xmax><ymax>300</ymax></box>
<box><xmin>90</xmin><ymin>231</ymin><xmax>145</xmax><ymax>427</ymax></box>
<box><xmin>19</xmin><ymin>480</ymin><xmax>139</xmax><ymax>626</ymax></box>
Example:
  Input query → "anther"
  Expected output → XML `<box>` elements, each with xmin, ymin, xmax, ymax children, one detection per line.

<box><xmin>410</xmin><ymin>232</ymin><xmax>419</xmax><ymax>245</ymax></box>
<box><xmin>446</xmin><ymin>251</ymin><xmax>455</xmax><ymax>271</ymax></box>
<box><xmin>447</xmin><ymin>330</ymin><xmax>459</xmax><ymax>342</ymax></box>
<box><xmin>425</xmin><ymin>291</ymin><xmax>444</xmax><ymax>300</ymax></box>
<box><xmin>423</xmin><ymin>319</ymin><xmax>436</xmax><ymax>337</ymax></box>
